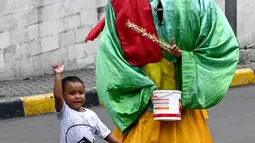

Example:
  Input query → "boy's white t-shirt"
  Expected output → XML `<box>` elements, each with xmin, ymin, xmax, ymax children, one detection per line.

<box><xmin>56</xmin><ymin>103</ymin><xmax>111</xmax><ymax>143</ymax></box>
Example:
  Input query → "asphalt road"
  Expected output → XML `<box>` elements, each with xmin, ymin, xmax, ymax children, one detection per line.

<box><xmin>0</xmin><ymin>85</ymin><xmax>254</xmax><ymax>143</ymax></box>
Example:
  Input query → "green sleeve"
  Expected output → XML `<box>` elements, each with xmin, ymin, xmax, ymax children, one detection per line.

<box><xmin>96</xmin><ymin>2</ymin><xmax>157</xmax><ymax>133</ymax></box>
<box><xmin>179</xmin><ymin>1</ymin><xmax>239</xmax><ymax>109</ymax></box>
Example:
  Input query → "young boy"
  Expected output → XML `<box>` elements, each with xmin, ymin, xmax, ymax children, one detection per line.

<box><xmin>53</xmin><ymin>61</ymin><xmax>122</xmax><ymax>143</ymax></box>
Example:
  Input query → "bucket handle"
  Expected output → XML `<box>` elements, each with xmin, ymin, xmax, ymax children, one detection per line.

<box><xmin>153</xmin><ymin>91</ymin><xmax>179</xmax><ymax>99</ymax></box>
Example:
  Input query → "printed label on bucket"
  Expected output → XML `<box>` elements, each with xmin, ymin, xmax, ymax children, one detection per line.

<box><xmin>152</xmin><ymin>90</ymin><xmax>182</xmax><ymax>121</ymax></box>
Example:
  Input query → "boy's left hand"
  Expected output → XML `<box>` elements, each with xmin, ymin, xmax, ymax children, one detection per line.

<box><xmin>53</xmin><ymin>61</ymin><xmax>64</xmax><ymax>74</ymax></box>
<box><xmin>105</xmin><ymin>133</ymin><xmax>122</xmax><ymax>143</ymax></box>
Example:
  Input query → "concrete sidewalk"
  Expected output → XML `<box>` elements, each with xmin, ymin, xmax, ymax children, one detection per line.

<box><xmin>0</xmin><ymin>68</ymin><xmax>254</xmax><ymax>120</ymax></box>
<box><xmin>0</xmin><ymin>69</ymin><xmax>96</xmax><ymax>98</ymax></box>
<box><xmin>1</xmin><ymin>68</ymin><xmax>254</xmax><ymax>98</ymax></box>
<box><xmin>0</xmin><ymin>68</ymin><xmax>98</xmax><ymax>120</ymax></box>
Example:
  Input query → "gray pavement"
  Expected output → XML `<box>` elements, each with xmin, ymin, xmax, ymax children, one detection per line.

<box><xmin>208</xmin><ymin>85</ymin><xmax>255</xmax><ymax>143</ymax></box>
<box><xmin>0</xmin><ymin>85</ymin><xmax>254</xmax><ymax>143</ymax></box>
<box><xmin>0</xmin><ymin>69</ymin><xmax>96</xmax><ymax>98</ymax></box>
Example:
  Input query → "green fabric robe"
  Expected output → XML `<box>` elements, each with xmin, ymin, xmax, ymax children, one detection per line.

<box><xmin>95</xmin><ymin>0</ymin><xmax>239</xmax><ymax>133</ymax></box>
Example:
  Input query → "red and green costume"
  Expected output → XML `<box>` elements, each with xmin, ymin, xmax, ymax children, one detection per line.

<box><xmin>86</xmin><ymin>0</ymin><xmax>239</xmax><ymax>142</ymax></box>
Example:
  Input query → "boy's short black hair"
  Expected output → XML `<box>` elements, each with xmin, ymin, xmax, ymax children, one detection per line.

<box><xmin>62</xmin><ymin>76</ymin><xmax>85</xmax><ymax>91</ymax></box>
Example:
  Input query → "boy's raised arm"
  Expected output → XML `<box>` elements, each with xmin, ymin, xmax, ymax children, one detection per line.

<box><xmin>53</xmin><ymin>61</ymin><xmax>64</xmax><ymax>112</ymax></box>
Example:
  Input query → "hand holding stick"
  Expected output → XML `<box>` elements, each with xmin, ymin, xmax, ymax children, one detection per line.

<box><xmin>126</xmin><ymin>20</ymin><xmax>182</xmax><ymax>58</ymax></box>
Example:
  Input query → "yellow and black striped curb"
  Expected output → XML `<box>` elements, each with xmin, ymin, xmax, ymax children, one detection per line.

<box><xmin>0</xmin><ymin>69</ymin><xmax>254</xmax><ymax>120</ymax></box>
<box><xmin>0</xmin><ymin>88</ymin><xmax>99</xmax><ymax>120</ymax></box>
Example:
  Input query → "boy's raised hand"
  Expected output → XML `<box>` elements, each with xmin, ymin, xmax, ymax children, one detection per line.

<box><xmin>53</xmin><ymin>61</ymin><xmax>64</xmax><ymax>74</ymax></box>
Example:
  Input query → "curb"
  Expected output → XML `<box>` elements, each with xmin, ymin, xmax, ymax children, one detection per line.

<box><xmin>0</xmin><ymin>69</ymin><xmax>254</xmax><ymax>120</ymax></box>
<box><xmin>230</xmin><ymin>68</ymin><xmax>255</xmax><ymax>86</ymax></box>
<box><xmin>0</xmin><ymin>87</ymin><xmax>99</xmax><ymax>120</ymax></box>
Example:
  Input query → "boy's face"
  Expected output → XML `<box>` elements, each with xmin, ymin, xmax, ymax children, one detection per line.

<box><xmin>63</xmin><ymin>81</ymin><xmax>85</xmax><ymax>111</ymax></box>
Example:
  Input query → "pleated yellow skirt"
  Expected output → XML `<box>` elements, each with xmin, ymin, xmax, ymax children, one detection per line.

<box><xmin>113</xmin><ymin>110</ymin><xmax>212</xmax><ymax>143</ymax></box>
<box><xmin>113</xmin><ymin>59</ymin><xmax>213</xmax><ymax>143</ymax></box>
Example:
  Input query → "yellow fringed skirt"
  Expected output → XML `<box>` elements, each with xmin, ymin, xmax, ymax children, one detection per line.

<box><xmin>113</xmin><ymin>59</ymin><xmax>213</xmax><ymax>143</ymax></box>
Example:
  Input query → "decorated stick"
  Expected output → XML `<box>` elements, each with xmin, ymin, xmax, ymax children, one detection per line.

<box><xmin>126</xmin><ymin>20</ymin><xmax>172</xmax><ymax>50</ymax></box>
